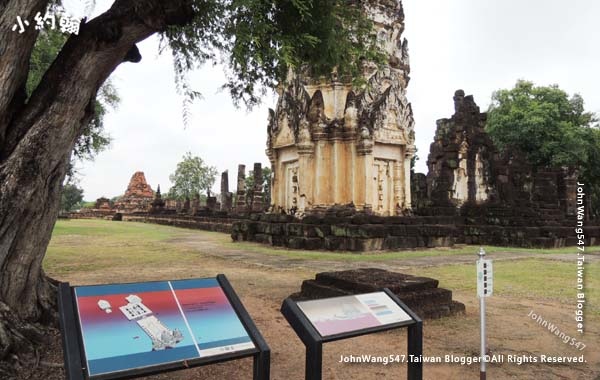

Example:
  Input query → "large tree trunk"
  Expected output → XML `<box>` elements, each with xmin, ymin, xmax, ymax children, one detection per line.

<box><xmin>0</xmin><ymin>0</ymin><xmax>194</xmax><ymax>373</ymax></box>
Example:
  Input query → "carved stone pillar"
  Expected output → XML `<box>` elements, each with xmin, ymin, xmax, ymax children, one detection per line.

<box><xmin>236</xmin><ymin>164</ymin><xmax>247</xmax><ymax>211</ymax></box>
<box><xmin>393</xmin><ymin>160</ymin><xmax>404</xmax><ymax>214</ymax></box>
<box><xmin>297</xmin><ymin>120</ymin><xmax>315</xmax><ymax>214</ymax></box>
<box><xmin>265</xmin><ymin>148</ymin><xmax>278</xmax><ymax>211</ymax></box>
<box><xmin>404</xmin><ymin>146</ymin><xmax>416</xmax><ymax>209</ymax></box>
<box><xmin>220</xmin><ymin>170</ymin><xmax>233</xmax><ymax>212</ymax></box>
<box><xmin>190</xmin><ymin>193</ymin><xmax>200</xmax><ymax>215</ymax></box>
<box><xmin>357</xmin><ymin>128</ymin><xmax>374</xmax><ymax>212</ymax></box>
<box><xmin>251</xmin><ymin>163</ymin><xmax>264</xmax><ymax>212</ymax></box>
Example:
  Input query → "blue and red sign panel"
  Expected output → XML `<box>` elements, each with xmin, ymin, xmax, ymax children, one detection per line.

<box><xmin>73</xmin><ymin>278</ymin><xmax>255</xmax><ymax>378</ymax></box>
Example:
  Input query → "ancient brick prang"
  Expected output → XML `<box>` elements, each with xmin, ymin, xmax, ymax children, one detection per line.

<box><xmin>266</xmin><ymin>0</ymin><xmax>415</xmax><ymax>217</ymax></box>
<box><xmin>123</xmin><ymin>171</ymin><xmax>153</xmax><ymax>198</ymax></box>
<box><xmin>114</xmin><ymin>171</ymin><xmax>154</xmax><ymax>213</ymax></box>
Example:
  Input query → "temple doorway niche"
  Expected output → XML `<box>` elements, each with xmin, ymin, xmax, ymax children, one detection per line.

<box><xmin>372</xmin><ymin>159</ymin><xmax>394</xmax><ymax>216</ymax></box>
<box><xmin>284</xmin><ymin>161</ymin><xmax>299</xmax><ymax>212</ymax></box>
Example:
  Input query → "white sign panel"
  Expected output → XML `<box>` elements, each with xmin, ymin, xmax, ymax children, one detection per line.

<box><xmin>477</xmin><ymin>259</ymin><xmax>493</xmax><ymax>297</ymax></box>
<box><xmin>297</xmin><ymin>292</ymin><xmax>413</xmax><ymax>337</ymax></box>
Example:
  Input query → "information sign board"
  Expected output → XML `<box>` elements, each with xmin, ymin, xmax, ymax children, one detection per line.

<box><xmin>58</xmin><ymin>275</ymin><xmax>270</xmax><ymax>380</ymax></box>
<box><xmin>296</xmin><ymin>292</ymin><xmax>413</xmax><ymax>337</ymax></box>
<box><xmin>281</xmin><ymin>289</ymin><xmax>422</xmax><ymax>380</ymax></box>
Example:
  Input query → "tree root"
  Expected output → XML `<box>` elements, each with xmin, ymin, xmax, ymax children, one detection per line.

<box><xmin>0</xmin><ymin>302</ymin><xmax>56</xmax><ymax>376</ymax></box>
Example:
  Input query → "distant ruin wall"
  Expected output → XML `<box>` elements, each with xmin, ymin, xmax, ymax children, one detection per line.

<box><xmin>404</xmin><ymin>90</ymin><xmax>597</xmax><ymax>249</ymax></box>
<box><xmin>422</xmin><ymin>90</ymin><xmax>579</xmax><ymax>215</ymax></box>
<box><xmin>123</xmin><ymin>214</ymin><xmax>242</xmax><ymax>234</ymax></box>
<box><xmin>231</xmin><ymin>212</ymin><xmax>457</xmax><ymax>251</ymax></box>
<box><xmin>69</xmin><ymin>209</ymin><xmax>116</xmax><ymax>220</ymax></box>
<box><xmin>232</xmin><ymin>212</ymin><xmax>599</xmax><ymax>250</ymax></box>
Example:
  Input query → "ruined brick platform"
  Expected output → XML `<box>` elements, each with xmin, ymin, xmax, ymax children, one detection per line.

<box><xmin>123</xmin><ymin>213</ymin><xmax>242</xmax><ymax>234</ymax></box>
<box><xmin>232</xmin><ymin>212</ymin><xmax>458</xmax><ymax>251</ymax></box>
<box><xmin>292</xmin><ymin>268</ymin><xmax>465</xmax><ymax>320</ymax></box>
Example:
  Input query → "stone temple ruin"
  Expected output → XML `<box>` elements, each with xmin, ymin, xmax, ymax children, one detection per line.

<box><xmin>267</xmin><ymin>0</ymin><xmax>415</xmax><ymax>217</ymax></box>
<box><xmin>76</xmin><ymin>0</ymin><xmax>598</xmax><ymax>251</ymax></box>
<box><xmin>73</xmin><ymin>171</ymin><xmax>155</xmax><ymax>219</ymax></box>
<box><xmin>114</xmin><ymin>171</ymin><xmax>155</xmax><ymax>213</ymax></box>
<box><xmin>414</xmin><ymin>90</ymin><xmax>580</xmax><ymax>217</ymax></box>
<box><xmin>293</xmin><ymin>268</ymin><xmax>465</xmax><ymax>320</ymax></box>
<box><xmin>231</xmin><ymin>90</ymin><xmax>598</xmax><ymax>250</ymax></box>
<box><xmin>230</xmin><ymin>0</ymin><xmax>597</xmax><ymax>249</ymax></box>
<box><xmin>74</xmin><ymin>163</ymin><xmax>270</xmax><ymax>223</ymax></box>
<box><xmin>233</xmin><ymin>163</ymin><xmax>267</xmax><ymax>213</ymax></box>
<box><xmin>410</xmin><ymin>91</ymin><xmax>589</xmax><ymax>247</ymax></box>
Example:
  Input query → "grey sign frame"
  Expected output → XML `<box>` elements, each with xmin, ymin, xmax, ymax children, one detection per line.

<box><xmin>58</xmin><ymin>274</ymin><xmax>270</xmax><ymax>380</ymax></box>
<box><xmin>281</xmin><ymin>288</ymin><xmax>422</xmax><ymax>380</ymax></box>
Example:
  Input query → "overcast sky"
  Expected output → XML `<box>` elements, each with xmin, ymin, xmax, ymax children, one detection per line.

<box><xmin>78</xmin><ymin>0</ymin><xmax>600</xmax><ymax>201</ymax></box>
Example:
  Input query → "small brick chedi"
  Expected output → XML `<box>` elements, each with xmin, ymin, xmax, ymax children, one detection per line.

<box><xmin>294</xmin><ymin>268</ymin><xmax>465</xmax><ymax>320</ymax></box>
<box><xmin>266</xmin><ymin>0</ymin><xmax>415</xmax><ymax>217</ymax></box>
<box><xmin>114</xmin><ymin>171</ymin><xmax>154</xmax><ymax>213</ymax></box>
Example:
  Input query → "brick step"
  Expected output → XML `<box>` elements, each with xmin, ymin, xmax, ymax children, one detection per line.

<box><xmin>414</xmin><ymin>207</ymin><xmax>459</xmax><ymax>216</ymax></box>
<box><xmin>411</xmin><ymin>301</ymin><xmax>466</xmax><ymax>320</ymax></box>
<box><xmin>315</xmin><ymin>269</ymin><xmax>439</xmax><ymax>293</ymax></box>
<box><xmin>296</xmin><ymin>269</ymin><xmax>466</xmax><ymax>320</ymax></box>
<box><xmin>300</xmin><ymin>279</ymin><xmax>455</xmax><ymax>308</ymax></box>
<box><xmin>396</xmin><ymin>287</ymin><xmax>454</xmax><ymax>308</ymax></box>
<box><xmin>300</xmin><ymin>280</ymin><xmax>352</xmax><ymax>299</ymax></box>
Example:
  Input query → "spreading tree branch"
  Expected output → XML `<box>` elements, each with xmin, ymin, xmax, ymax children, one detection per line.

<box><xmin>1</xmin><ymin>0</ymin><xmax>194</xmax><ymax>160</ymax></box>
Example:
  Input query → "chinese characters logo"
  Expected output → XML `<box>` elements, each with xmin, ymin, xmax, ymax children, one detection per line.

<box><xmin>12</xmin><ymin>0</ymin><xmax>95</xmax><ymax>35</ymax></box>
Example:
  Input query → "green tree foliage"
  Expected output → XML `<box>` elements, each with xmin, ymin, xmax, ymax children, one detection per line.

<box><xmin>60</xmin><ymin>182</ymin><xmax>84</xmax><ymax>212</ymax></box>
<box><xmin>80</xmin><ymin>201</ymin><xmax>97</xmax><ymax>209</ymax></box>
<box><xmin>27</xmin><ymin>28</ymin><xmax>118</xmax><ymax>163</ymax></box>
<box><xmin>164</xmin><ymin>0</ymin><xmax>383</xmax><ymax>108</ymax></box>
<box><xmin>487</xmin><ymin>80</ymin><xmax>600</xmax><ymax>217</ymax></box>
<box><xmin>168</xmin><ymin>152</ymin><xmax>218</xmax><ymax>199</ymax></box>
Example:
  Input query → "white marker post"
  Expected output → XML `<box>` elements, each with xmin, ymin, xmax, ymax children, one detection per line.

<box><xmin>477</xmin><ymin>247</ymin><xmax>493</xmax><ymax>380</ymax></box>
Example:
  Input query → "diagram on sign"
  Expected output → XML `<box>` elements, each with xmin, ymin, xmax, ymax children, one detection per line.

<box><xmin>114</xmin><ymin>294</ymin><xmax>184</xmax><ymax>351</ymax></box>
<box><xmin>74</xmin><ymin>278</ymin><xmax>255</xmax><ymax>378</ymax></box>
<box><xmin>297</xmin><ymin>292</ymin><xmax>412</xmax><ymax>337</ymax></box>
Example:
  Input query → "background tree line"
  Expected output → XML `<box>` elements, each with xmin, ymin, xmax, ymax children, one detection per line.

<box><xmin>486</xmin><ymin>80</ymin><xmax>600</xmax><ymax>218</ymax></box>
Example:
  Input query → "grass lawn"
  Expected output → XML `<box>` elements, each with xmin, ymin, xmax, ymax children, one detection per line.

<box><xmin>45</xmin><ymin>219</ymin><xmax>599</xmax><ymax>315</ymax></box>
<box><xmin>42</xmin><ymin>219</ymin><xmax>600</xmax><ymax>380</ymax></box>
<box><xmin>45</xmin><ymin>219</ymin><xmax>204</xmax><ymax>276</ymax></box>
<box><xmin>229</xmin><ymin>240</ymin><xmax>593</xmax><ymax>261</ymax></box>
<box><xmin>418</xmin><ymin>260</ymin><xmax>599</xmax><ymax>315</ymax></box>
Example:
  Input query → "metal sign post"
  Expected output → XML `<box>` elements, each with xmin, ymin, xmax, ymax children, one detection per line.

<box><xmin>281</xmin><ymin>289</ymin><xmax>422</xmax><ymax>380</ymax></box>
<box><xmin>477</xmin><ymin>247</ymin><xmax>493</xmax><ymax>380</ymax></box>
